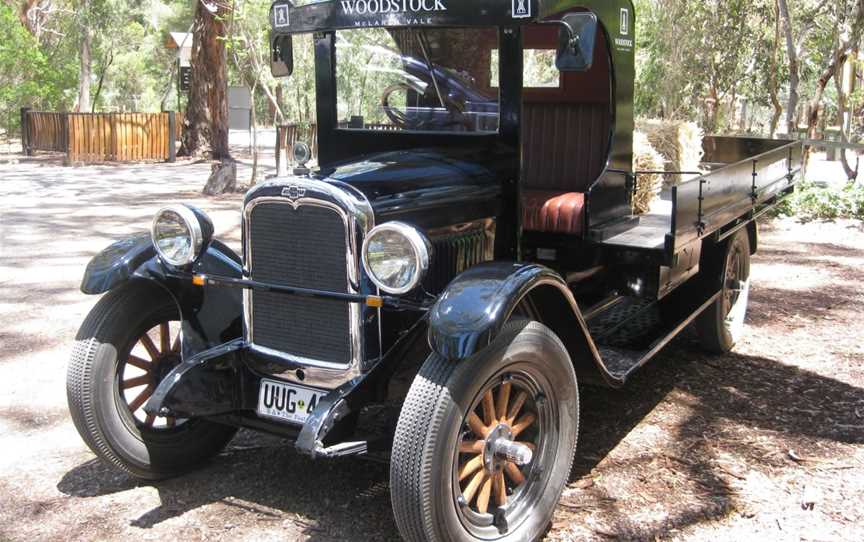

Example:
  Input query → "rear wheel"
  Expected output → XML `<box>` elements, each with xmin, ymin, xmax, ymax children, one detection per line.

<box><xmin>66</xmin><ymin>281</ymin><xmax>237</xmax><ymax>480</ymax></box>
<box><xmin>391</xmin><ymin>320</ymin><xmax>579</xmax><ymax>541</ymax></box>
<box><xmin>693</xmin><ymin>229</ymin><xmax>751</xmax><ymax>353</ymax></box>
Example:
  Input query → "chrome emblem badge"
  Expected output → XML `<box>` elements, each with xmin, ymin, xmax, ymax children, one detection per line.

<box><xmin>282</xmin><ymin>185</ymin><xmax>306</xmax><ymax>201</ymax></box>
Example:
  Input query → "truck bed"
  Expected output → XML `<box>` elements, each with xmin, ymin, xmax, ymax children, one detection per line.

<box><xmin>601</xmin><ymin>199</ymin><xmax>672</xmax><ymax>250</ymax></box>
<box><xmin>598</xmin><ymin>136</ymin><xmax>804</xmax><ymax>255</ymax></box>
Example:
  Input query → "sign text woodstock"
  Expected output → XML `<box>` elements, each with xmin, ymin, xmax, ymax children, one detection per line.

<box><xmin>339</xmin><ymin>0</ymin><xmax>448</xmax><ymax>16</ymax></box>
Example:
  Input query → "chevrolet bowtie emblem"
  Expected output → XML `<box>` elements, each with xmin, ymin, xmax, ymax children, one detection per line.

<box><xmin>282</xmin><ymin>185</ymin><xmax>306</xmax><ymax>200</ymax></box>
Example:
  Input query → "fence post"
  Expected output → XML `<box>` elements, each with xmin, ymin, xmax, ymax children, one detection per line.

<box><xmin>20</xmin><ymin>107</ymin><xmax>31</xmax><ymax>155</ymax></box>
<box><xmin>275</xmin><ymin>125</ymin><xmax>283</xmax><ymax>176</ymax></box>
<box><xmin>62</xmin><ymin>113</ymin><xmax>71</xmax><ymax>165</ymax></box>
<box><xmin>167</xmin><ymin>111</ymin><xmax>177</xmax><ymax>162</ymax></box>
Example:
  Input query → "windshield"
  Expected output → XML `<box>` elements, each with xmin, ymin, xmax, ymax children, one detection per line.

<box><xmin>335</xmin><ymin>27</ymin><xmax>499</xmax><ymax>133</ymax></box>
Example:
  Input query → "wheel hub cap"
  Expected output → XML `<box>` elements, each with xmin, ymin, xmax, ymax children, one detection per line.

<box><xmin>484</xmin><ymin>424</ymin><xmax>533</xmax><ymax>473</ymax></box>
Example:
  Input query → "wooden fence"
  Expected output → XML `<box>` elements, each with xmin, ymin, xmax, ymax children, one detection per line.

<box><xmin>20</xmin><ymin>108</ymin><xmax>178</xmax><ymax>163</ymax></box>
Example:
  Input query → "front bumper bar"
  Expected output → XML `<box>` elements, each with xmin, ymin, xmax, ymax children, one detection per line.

<box><xmin>143</xmin><ymin>336</ymin><xmax>399</xmax><ymax>459</ymax></box>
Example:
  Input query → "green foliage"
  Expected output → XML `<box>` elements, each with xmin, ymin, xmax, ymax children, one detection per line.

<box><xmin>0</xmin><ymin>0</ymin><xmax>859</xmax><ymax>141</ymax></box>
<box><xmin>635</xmin><ymin>0</ymin><xmax>767</xmax><ymax>130</ymax></box>
<box><xmin>0</xmin><ymin>4</ymin><xmax>76</xmax><ymax>133</ymax></box>
<box><xmin>775</xmin><ymin>181</ymin><xmax>864</xmax><ymax>220</ymax></box>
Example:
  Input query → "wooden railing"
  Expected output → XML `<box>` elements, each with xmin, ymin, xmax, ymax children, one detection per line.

<box><xmin>20</xmin><ymin>108</ymin><xmax>178</xmax><ymax>163</ymax></box>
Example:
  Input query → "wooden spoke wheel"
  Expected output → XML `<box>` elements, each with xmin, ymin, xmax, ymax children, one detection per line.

<box><xmin>448</xmin><ymin>365</ymin><xmax>564</xmax><ymax>539</ymax></box>
<box><xmin>118</xmin><ymin>320</ymin><xmax>183</xmax><ymax>430</ymax></box>
<box><xmin>722</xmin><ymin>240</ymin><xmax>746</xmax><ymax>318</ymax></box>
<box><xmin>391</xmin><ymin>321</ymin><xmax>579</xmax><ymax>541</ymax></box>
<box><xmin>67</xmin><ymin>282</ymin><xmax>236</xmax><ymax>480</ymax></box>
<box><xmin>456</xmin><ymin>378</ymin><xmax>540</xmax><ymax>515</ymax></box>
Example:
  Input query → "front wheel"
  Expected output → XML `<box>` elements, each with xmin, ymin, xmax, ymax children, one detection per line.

<box><xmin>66</xmin><ymin>281</ymin><xmax>237</xmax><ymax>480</ymax></box>
<box><xmin>391</xmin><ymin>320</ymin><xmax>579</xmax><ymax>541</ymax></box>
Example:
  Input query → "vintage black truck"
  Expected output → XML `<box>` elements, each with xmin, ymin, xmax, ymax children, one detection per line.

<box><xmin>67</xmin><ymin>1</ymin><xmax>803</xmax><ymax>540</ymax></box>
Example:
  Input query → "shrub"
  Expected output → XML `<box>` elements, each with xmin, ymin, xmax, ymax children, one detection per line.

<box><xmin>774</xmin><ymin>181</ymin><xmax>864</xmax><ymax>221</ymax></box>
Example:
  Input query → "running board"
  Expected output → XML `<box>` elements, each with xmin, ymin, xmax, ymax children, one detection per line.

<box><xmin>594</xmin><ymin>291</ymin><xmax>721</xmax><ymax>383</ymax></box>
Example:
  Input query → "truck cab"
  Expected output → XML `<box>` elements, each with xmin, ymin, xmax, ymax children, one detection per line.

<box><xmin>67</xmin><ymin>2</ymin><xmax>803</xmax><ymax>541</ymax></box>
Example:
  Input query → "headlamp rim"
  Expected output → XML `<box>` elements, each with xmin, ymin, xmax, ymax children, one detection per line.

<box><xmin>151</xmin><ymin>204</ymin><xmax>204</xmax><ymax>268</ymax></box>
<box><xmin>361</xmin><ymin>222</ymin><xmax>430</xmax><ymax>295</ymax></box>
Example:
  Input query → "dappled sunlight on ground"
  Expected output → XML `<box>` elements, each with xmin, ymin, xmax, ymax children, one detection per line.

<box><xmin>0</xmin><ymin>156</ymin><xmax>862</xmax><ymax>541</ymax></box>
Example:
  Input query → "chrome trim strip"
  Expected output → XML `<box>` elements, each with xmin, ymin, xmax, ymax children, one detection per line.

<box><xmin>242</xmin><ymin>177</ymin><xmax>375</xmax><ymax>390</ymax></box>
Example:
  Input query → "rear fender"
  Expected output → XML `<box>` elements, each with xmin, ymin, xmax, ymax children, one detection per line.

<box><xmin>80</xmin><ymin>233</ymin><xmax>244</xmax><ymax>357</ymax></box>
<box><xmin>428</xmin><ymin>263</ymin><xmax>620</xmax><ymax>387</ymax></box>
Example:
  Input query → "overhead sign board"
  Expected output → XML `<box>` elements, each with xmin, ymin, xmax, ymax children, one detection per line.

<box><xmin>271</xmin><ymin>0</ymin><xmax>541</xmax><ymax>32</ymax></box>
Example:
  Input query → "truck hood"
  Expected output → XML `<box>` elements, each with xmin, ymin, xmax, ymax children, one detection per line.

<box><xmin>320</xmin><ymin>148</ymin><xmax>505</xmax><ymax>226</ymax></box>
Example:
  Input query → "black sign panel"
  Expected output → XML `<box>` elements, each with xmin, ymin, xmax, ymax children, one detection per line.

<box><xmin>271</xmin><ymin>0</ymin><xmax>540</xmax><ymax>34</ymax></box>
<box><xmin>179</xmin><ymin>66</ymin><xmax>192</xmax><ymax>92</ymax></box>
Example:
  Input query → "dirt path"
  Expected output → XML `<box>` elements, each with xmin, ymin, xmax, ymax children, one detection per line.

<box><xmin>1</xmin><ymin>158</ymin><xmax>862</xmax><ymax>541</ymax></box>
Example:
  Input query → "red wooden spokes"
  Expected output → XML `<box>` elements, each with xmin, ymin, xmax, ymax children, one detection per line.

<box><xmin>458</xmin><ymin>380</ymin><xmax>537</xmax><ymax>514</ymax></box>
<box><xmin>121</xmin><ymin>321</ymin><xmax>180</xmax><ymax>429</ymax></box>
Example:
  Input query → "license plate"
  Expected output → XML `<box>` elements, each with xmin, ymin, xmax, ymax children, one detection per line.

<box><xmin>257</xmin><ymin>379</ymin><xmax>323</xmax><ymax>425</ymax></box>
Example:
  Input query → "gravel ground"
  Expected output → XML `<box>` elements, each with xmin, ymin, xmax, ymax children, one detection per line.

<box><xmin>1</xmin><ymin>154</ymin><xmax>862</xmax><ymax>541</ymax></box>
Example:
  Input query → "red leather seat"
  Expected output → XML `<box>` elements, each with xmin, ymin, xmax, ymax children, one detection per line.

<box><xmin>522</xmin><ymin>191</ymin><xmax>586</xmax><ymax>235</ymax></box>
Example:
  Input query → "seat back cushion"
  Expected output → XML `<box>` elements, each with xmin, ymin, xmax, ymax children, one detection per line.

<box><xmin>522</xmin><ymin>102</ymin><xmax>611</xmax><ymax>194</ymax></box>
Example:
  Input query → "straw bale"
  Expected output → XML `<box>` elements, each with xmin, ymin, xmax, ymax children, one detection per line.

<box><xmin>632</xmin><ymin>131</ymin><xmax>665</xmax><ymax>214</ymax></box>
<box><xmin>635</xmin><ymin>119</ymin><xmax>704</xmax><ymax>188</ymax></box>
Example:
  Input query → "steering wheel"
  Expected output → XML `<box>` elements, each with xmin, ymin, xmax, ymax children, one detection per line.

<box><xmin>380</xmin><ymin>83</ymin><xmax>471</xmax><ymax>131</ymax></box>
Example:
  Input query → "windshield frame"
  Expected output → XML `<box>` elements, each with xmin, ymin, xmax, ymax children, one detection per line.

<box><xmin>332</xmin><ymin>26</ymin><xmax>502</xmax><ymax>136</ymax></box>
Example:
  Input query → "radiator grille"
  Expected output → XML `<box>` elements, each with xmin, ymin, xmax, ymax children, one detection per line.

<box><xmin>248</xmin><ymin>201</ymin><xmax>352</xmax><ymax>364</ymax></box>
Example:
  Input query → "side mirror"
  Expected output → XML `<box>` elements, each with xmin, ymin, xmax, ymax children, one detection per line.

<box><xmin>556</xmin><ymin>13</ymin><xmax>598</xmax><ymax>72</ymax></box>
<box><xmin>271</xmin><ymin>34</ymin><xmax>294</xmax><ymax>78</ymax></box>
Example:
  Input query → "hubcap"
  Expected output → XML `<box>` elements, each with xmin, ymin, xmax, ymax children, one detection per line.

<box><xmin>454</xmin><ymin>375</ymin><xmax>543</xmax><ymax>522</ymax></box>
<box><xmin>118</xmin><ymin>321</ymin><xmax>182</xmax><ymax>429</ymax></box>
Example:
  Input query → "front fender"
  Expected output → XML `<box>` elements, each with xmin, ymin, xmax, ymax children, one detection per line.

<box><xmin>81</xmin><ymin>233</ymin><xmax>158</xmax><ymax>295</ymax></box>
<box><xmin>80</xmin><ymin>233</ymin><xmax>244</xmax><ymax>357</ymax></box>
<box><xmin>428</xmin><ymin>263</ymin><xmax>569</xmax><ymax>359</ymax></box>
<box><xmin>428</xmin><ymin>262</ymin><xmax>620</xmax><ymax>387</ymax></box>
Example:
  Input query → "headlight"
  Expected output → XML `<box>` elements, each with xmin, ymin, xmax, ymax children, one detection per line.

<box><xmin>293</xmin><ymin>141</ymin><xmax>312</xmax><ymax>166</ymax></box>
<box><xmin>151</xmin><ymin>204</ymin><xmax>213</xmax><ymax>267</ymax></box>
<box><xmin>362</xmin><ymin>222</ymin><xmax>431</xmax><ymax>295</ymax></box>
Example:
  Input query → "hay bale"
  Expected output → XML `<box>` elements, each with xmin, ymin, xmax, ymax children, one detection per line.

<box><xmin>635</xmin><ymin>119</ymin><xmax>704</xmax><ymax>188</ymax></box>
<box><xmin>632</xmin><ymin>131</ymin><xmax>665</xmax><ymax>215</ymax></box>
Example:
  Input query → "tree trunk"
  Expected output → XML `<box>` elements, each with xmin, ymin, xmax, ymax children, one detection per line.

<box><xmin>250</xmin><ymin>82</ymin><xmax>258</xmax><ymax>185</ymax></box>
<box><xmin>275</xmin><ymin>85</ymin><xmax>284</xmax><ymax>125</ymax></box>
<box><xmin>77</xmin><ymin>26</ymin><xmax>92</xmax><ymax>113</ymax></box>
<box><xmin>834</xmin><ymin>50</ymin><xmax>860</xmax><ymax>181</ymax></box>
<box><xmin>808</xmin><ymin>55</ymin><xmax>845</xmax><ymax>138</ymax></box>
<box><xmin>181</xmin><ymin>0</ymin><xmax>231</xmax><ymax>161</ymax></box>
<box><xmin>777</xmin><ymin>0</ymin><xmax>799</xmax><ymax>137</ymax></box>
<box><xmin>91</xmin><ymin>51</ymin><xmax>113</xmax><ymax>113</ymax></box>
<box><xmin>16</xmin><ymin>0</ymin><xmax>39</xmax><ymax>35</ymax></box>
<box><xmin>768</xmin><ymin>0</ymin><xmax>783</xmax><ymax>138</ymax></box>
<box><xmin>807</xmin><ymin>0</ymin><xmax>864</xmax><ymax>140</ymax></box>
